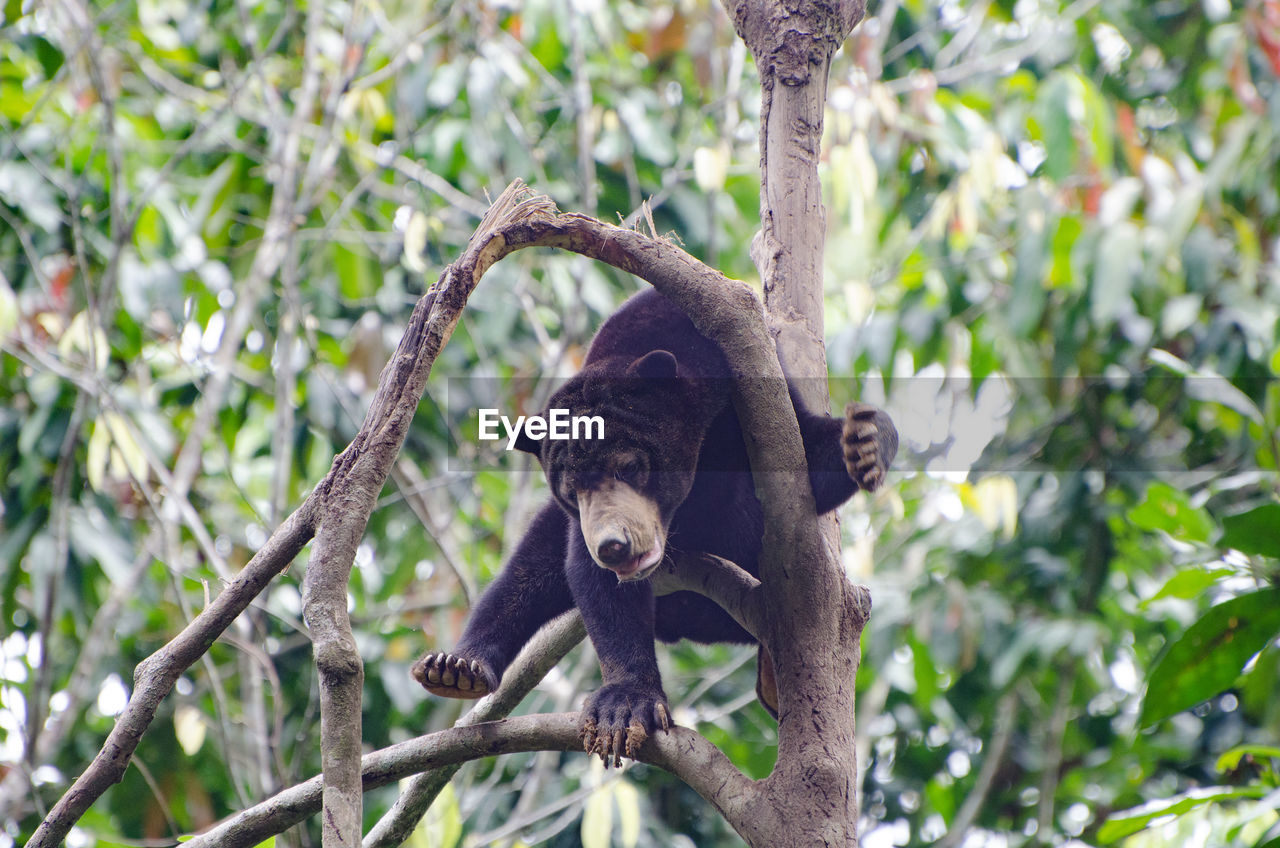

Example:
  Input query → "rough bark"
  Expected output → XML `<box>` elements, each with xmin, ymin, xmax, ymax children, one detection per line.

<box><xmin>722</xmin><ymin>0</ymin><xmax>865</xmax><ymax>406</ymax></box>
<box><xmin>721</xmin><ymin>1</ymin><xmax>870</xmax><ymax>843</ymax></box>
<box><xmin>178</xmin><ymin>713</ymin><xmax>755</xmax><ymax>848</ymax></box>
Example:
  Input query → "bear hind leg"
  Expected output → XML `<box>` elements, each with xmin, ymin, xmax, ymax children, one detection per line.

<box><xmin>414</xmin><ymin>502</ymin><xmax>573</xmax><ymax>702</ymax></box>
<box><xmin>412</xmin><ymin>652</ymin><xmax>498</xmax><ymax>699</ymax></box>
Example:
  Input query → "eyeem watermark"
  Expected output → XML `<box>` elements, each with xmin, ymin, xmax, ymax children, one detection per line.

<box><xmin>478</xmin><ymin>408</ymin><xmax>605</xmax><ymax>450</ymax></box>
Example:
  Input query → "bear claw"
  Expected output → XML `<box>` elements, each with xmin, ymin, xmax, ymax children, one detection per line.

<box><xmin>579</xmin><ymin>686</ymin><xmax>671</xmax><ymax>767</ymax></box>
<box><xmin>411</xmin><ymin>652</ymin><xmax>496</xmax><ymax>700</ymax></box>
<box><xmin>842</xmin><ymin>402</ymin><xmax>896</xmax><ymax>492</ymax></box>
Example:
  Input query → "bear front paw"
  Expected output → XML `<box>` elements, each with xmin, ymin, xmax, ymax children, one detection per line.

<box><xmin>579</xmin><ymin>682</ymin><xmax>672</xmax><ymax>767</ymax></box>
<box><xmin>842</xmin><ymin>402</ymin><xmax>898</xmax><ymax>492</ymax></box>
<box><xmin>411</xmin><ymin>651</ymin><xmax>498</xmax><ymax>700</ymax></box>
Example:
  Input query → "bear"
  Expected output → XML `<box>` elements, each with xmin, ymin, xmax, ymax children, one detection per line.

<box><xmin>412</xmin><ymin>288</ymin><xmax>896</xmax><ymax>763</ymax></box>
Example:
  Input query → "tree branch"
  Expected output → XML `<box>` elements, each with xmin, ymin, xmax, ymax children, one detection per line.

<box><xmin>937</xmin><ymin>689</ymin><xmax>1019</xmax><ymax>848</ymax></box>
<box><xmin>25</xmin><ymin>499</ymin><xmax>320</xmax><ymax>848</ymax></box>
<box><xmin>364</xmin><ymin>610</ymin><xmax>586</xmax><ymax>848</ymax></box>
<box><xmin>185</xmin><ymin>711</ymin><xmax>757</xmax><ymax>848</ymax></box>
<box><xmin>651</xmin><ymin>553</ymin><xmax>766</xmax><ymax>640</ymax></box>
<box><xmin>33</xmin><ymin>176</ymin><xmax>838</xmax><ymax>846</ymax></box>
<box><xmin>713</xmin><ymin>3</ymin><xmax>872</xmax><ymax>843</ymax></box>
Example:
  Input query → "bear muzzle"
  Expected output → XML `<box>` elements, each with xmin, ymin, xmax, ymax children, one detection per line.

<box><xmin>601</xmin><ymin>538</ymin><xmax>665</xmax><ymax>582</ymax></box>
<box><xmin>577</xmin><ymin>481</ymin><xmax>667</xmax><ymax>582</ymax></box>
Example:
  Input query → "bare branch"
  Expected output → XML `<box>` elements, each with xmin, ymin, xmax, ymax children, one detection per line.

<box><xmin>302</xmin><ymin>516</ymin><xmax>367</xmax><ymax>846</ymax></box>
<box><xmin>364</xmin><ymin>611</ymin><xmax>586</xmax><ymax>847</ymax></box>
<box><xmin>32</xmin><ymin>177</ymin><xmax>816</xmax><ymax>845</ymax></box>
<box><xmin>0</xmin><ymin>548</ymin><xmax>150</xmax><ymax>820</ymax></box>
<box><xmin>27</xmin><ymin>181</ymin><xmax>557</xmax><ymax>845</ymax></box>
<box><xmin>652</xmin><ymin>553</ymin><xmax>766</xmax><ymax>640</ymax></box>
<box><xmin>25</xmin><ymin>498</ymin><xmax>320</xmax><ymax>848</ymax></box>
<box><xmin>937</xmin><ymin>690</ymin><xmax>1020</xmax><ymax>848</ymax></box>
<box><xmin>884</xmin><ymin>0</ymin><xmax>1102</xmax><ymax>95</ymax></box>
<box><xmin>185</xmin><ymin>711</ymin><xmax>756</xmax><ymax>848</ymax></box>
<box><xmin>167</xmin><ymin>0</ymin><xmax>328</xmax><ymax>500</ymax></box>
<box><xmin>1037</xmin><ymin>667</ymin><xmax>1075</xmax><ymax>839</ymax></box>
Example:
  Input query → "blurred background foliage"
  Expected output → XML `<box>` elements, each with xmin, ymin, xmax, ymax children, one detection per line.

<box><xmin>1</xmin><ymin>0</ymin><xmax>1279</xmax><ymax>846</ymax></box>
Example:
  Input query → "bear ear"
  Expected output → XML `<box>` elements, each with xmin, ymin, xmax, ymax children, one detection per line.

<box><xmin>628</xmin><ymin>349</ymin><xmax>679</xmax><ymax>379</ymax></box>
<box><xmin>514</xmin><ymin>431</ymin><xmax>540</xmax><ymax>455</ymax></box>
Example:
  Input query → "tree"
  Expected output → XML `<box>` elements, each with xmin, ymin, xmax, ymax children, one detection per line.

<box><xmin>15</xmin><ymin>1</ymin><xmax>880</xmax><ymax>845</ymax></box>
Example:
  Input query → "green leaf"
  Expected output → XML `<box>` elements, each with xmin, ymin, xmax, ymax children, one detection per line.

<box><xmin>1128</xmin><ymin>481</ymin><xmax>1214</xmax><ymax>544</ymax></box>
<box><xmin>0</xmin><ymin>276</ymin><xmax>17</xmax><ymax>343</ymax></box>
<box><xmin>1091</xmin><ymin>220</ymin><xmax>1139</xmax><ymax>324</ymax></box>
<box><xmin>1143</xmin><ymin>567</ymin><xmax>1235</xmax><ymax>607</ymax></box>
<box><xmin>1149</xmin><ymin>349</ymin><xmax>1264</xmax><ymax>424</ymax></box>
<box><xmin>1098</xmin><ymin>786</ymin><xmax>1270</xmax><ymax>842</ymax></box>
<box><xmin>582</xmin><ymin>783</ymin><xmax>614</xmax><ymax>848</ymax></box>
<box><xmin>1079</xmin><ymin>73</ymin><xmax>1113</xmax><ymax>173</ymax></box>
<box><xmin>0</xmin><ymin>81</ymin><xmax>37</xmax><ymax>122</ymax></box>
<box><xmin>409</xmin><ymin>781</ymin><xmax>460</xmax><ymax>848</ymax></box>
<box><xmin>1221</xmin><ymin>504</ymin><xmax>1280</xmax><ymax>558</ymax></box>
<box><xmin>910</xmin><ymin>633</ymin><xmax>940</xmax><ymax>705</ymax></box>
<box><xmin>29</xmin><ymin>34</ymin><xmax>64</xmax><ymax>79</ymax></box>
<box><xmin>969</xmin><ymin>325</ymin><xmax>998</xmax><ymax>390</ymax></box>
<box><xmin>1216</xmin><ymin>744</ymin><xmax>1280</xmax><ymax>773</ymax></box>
<box><xmin>1048</xmin><ymin>215</ymin><xmax>1082</xmax><ymax>289</ymax></box>
<box><xmin>615</xmin><ymin>781</ymin><xmax>642</xmax><ymax>848</ymax></box>
<box><xmin>1241</xmin><ymin>643</ymin><xmax>1280</xmax><ymax>718</ymax></box>
<box><xmin>1140</xmin><ymin>588</ymin><xmax>1280</xmax><ymax>727</ymax></box>
<box><xmin>333</xmin><ymin>241</ymin><xmax>377</xmax><ymax>301</ymax></box>
<box><xmin>1033</xmin><ymin>72</ymin><xmax>1081</xmax><ymax>182</ymax></box>
<box><xmin>86</xmin><ymin>414</ymin><xmax>112</xmax><ymax>492</ymax></box>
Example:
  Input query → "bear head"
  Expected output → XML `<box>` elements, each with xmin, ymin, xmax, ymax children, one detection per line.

<box><xmin>516</xmin><ymin>349</ymin><xmax>714</xmax><ymax>582</ymax></box>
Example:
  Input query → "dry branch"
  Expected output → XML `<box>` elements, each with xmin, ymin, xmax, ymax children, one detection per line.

<box><xmin>25</xmin><ymin>499</ymin><xmax>319</xmax><ymax>848</ymax></box>
<box><xmin>362</xmin><ymin>610</ymin><xmax>587</xmax><ymax>846</ymax></box>
<box><xmin>180</xmin><ymin>611</ymin><xmax>586</xmax><ymax>848</ymax></box>
<box><xmin>31</xmin><ymin>181</ymin><xmax>790</xmax><ymax>846</ymax></box>
<box><xmin>181</xmin><ymin>712</ymin><xmax>754</xmax><ymax>848</ymax></box>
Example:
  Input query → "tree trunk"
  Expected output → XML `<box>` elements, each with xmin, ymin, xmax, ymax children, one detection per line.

<box><xmin>721</xmin><ymin>2</ymin><xmax>870</xmax><ymax>844</ymax></box>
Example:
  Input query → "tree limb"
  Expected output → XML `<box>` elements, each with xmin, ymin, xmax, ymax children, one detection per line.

<box><xmin>25</xmin><ymin>498</ymin><xmax>320</xmax><ymax>848</ymax></box>
<box><xmin>184</xmin><ymin>711</ymin><xmax>757</xmax><ymax>848</ymax></box>
<box><xmin>33</xmin><ymin>175</ymin><xmax>853</xmax><ymax>846</ymax></box>
<box><xmin>363</xmin><ymin>611</ymin><xmax>586</xmax><ymax>848</ymax></box>
<box><xmin>652</xmin><ymin>553</ymin><xmax>766</xmax><ymax>640</ymax></box>
<box><xmin>27</xmin><ymin>183</ymin><xmax>556</xmax><ymax>848</ymax></box>
<box><xmin>937</xmin><ymin>690</ymin><xmax>1020</xmax><ymax>848</ymax></box>
<box><xmin>715</xmin><ymin>2</ymin><xmax>872</xmax><ymax>843</ymax></box>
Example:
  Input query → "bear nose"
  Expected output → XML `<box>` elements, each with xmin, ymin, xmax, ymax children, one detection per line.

<box><xmin>596</xmin><ymin>536</ymin><xmax>630</xmax><ymax>566</ymax></box>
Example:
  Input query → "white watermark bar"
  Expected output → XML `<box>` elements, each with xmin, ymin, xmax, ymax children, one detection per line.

<box><xmin>437</xmin><ymin>374</ymin><xmax>1275</xmax><ymax>475</ymax></box>
<box><xmin>477</xmin><ymin>408</ymin><xmax>605</xmax><ymax>450</ymax></box>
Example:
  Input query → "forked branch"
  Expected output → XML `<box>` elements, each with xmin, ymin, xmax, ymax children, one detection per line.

<box><xmin>30</xmin><ymin>181</ymin><xmax>792</xmax><ymax>847</ymax></box>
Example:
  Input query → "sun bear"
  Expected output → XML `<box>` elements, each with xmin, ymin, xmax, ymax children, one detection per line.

<box><xmin>413</xmin><ymin>288</ymin><xmax>896</xmax><ymax>762</ymax></box>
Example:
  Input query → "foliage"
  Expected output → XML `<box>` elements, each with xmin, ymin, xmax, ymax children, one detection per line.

<box><xmin>827</xmin><ymin>2</ymin><xmax>1280</xmax><ymax>845</ymax></box>
<box><xmin>0</xmin><ymin>0</ymin><xmax>1278</xmax><ymax>846</ymax></box>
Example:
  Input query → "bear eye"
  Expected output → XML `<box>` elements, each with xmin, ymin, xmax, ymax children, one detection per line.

<box><xmin>615</xmin><ymin>457</ymin><xmax>642</xmax><ymax>483</ymax></box>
